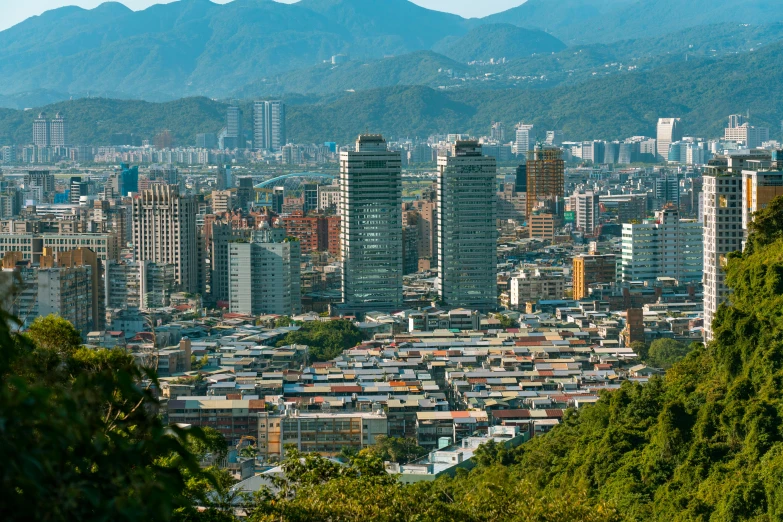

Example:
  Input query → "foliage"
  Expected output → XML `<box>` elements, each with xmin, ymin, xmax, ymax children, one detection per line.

<box><xmin>191</xmin><ymin>354</ymin><xmax>210</xmax><ymax>370</ymax></box>
<box><xmin>0</xmin><ymin>310</ymin><xmax>235</xmax><ymax>521</ymax></box>
<box><xmin>645</xmin><ymin>338</ymin><xmax>692</xmax><ymax>369</ymax></box>
<box><xmin>274</xmin><ymin>316</ymin><xmax>295</xmax><ymax>327</ymax></box>
<box><xmin>433</xmin><ymin>23</ymin><xmax>565</xmax><ymax>62</ymax></box>
<box><xmin>275</xmin><ymin>320</ymin><xmax>362</xmax><ymax>362</ymax></box>
<box><xmin>25</xmin><ymin>314</ymin><xmax>82</xmax><ymax>355</ymax></box>
<box><xmin>359</xmin><ymin>436</ymin><xmax>428</xmax><ymax>464</ymax></box>
<box><xmin>494</xmin><ymin>313</ymin><xmax>516</xmax><ymax>329</ymax></box>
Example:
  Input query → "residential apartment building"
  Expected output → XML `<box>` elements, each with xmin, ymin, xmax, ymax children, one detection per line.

<box><xmin>573</xmin><ymin>254</ymin><xmax>617</xmax><ymax>301</ymax></box>
<box><xmin>253</xmin><ymin>100</ymin><xmax>286</xmax><ymax>151</ymax></box>
<box><xmin>228</xmin><ymin>227</ymin><xmax>301</xmax><ymax>316</ymax></box>
<box><xmin>702</xmin><ymin>171</ymin><xmax>743</xmax><ymax>341</ymax></box>
<box><xmin>257</xmin><ymin>410</ymin><xmax>387</xmax><ymax>460</ymax></box>
<box><xmin>436</xmin><ymin>141</ymin><xmax>497</xmax><ymax>311</ymax></box>
<box><xmin>339</xmin><ymin>135</ymin><xmax>403</xmax><ymax>315</ymax></box>
<box><xmin>510</xmin><ymin>270</ymin><xmax>565</xmax><ymax>308</ymax></box>
<box><xmin>621</xmin><ymin>206</ymin><xmax>703</xmax><ymax>283</ymax></box>
<box><xmin>572</xmin><ymin>191</ymin><xmax>599</xmax><ymax>234</ymax></box>
<box><xmin>38</xmin><ymin>265</ymin><xmax>93</xmax><ymax>335</ymax></box>
<box><xmin>132</xmin><ymin>184</ymin><xmax>200</xmax><ymax>293</ymax></box>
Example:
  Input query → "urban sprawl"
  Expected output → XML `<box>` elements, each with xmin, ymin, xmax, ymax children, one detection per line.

<box><xmin>0</xmin><ymin>103</ymin><xmax>777</xmax><ymax>484</ymax></box>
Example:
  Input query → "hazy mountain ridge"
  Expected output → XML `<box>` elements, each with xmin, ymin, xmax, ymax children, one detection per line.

<box><xmin>2</xmin><ymin>40</ymin><xmax>782</xmax><ymax>147</ymax></box>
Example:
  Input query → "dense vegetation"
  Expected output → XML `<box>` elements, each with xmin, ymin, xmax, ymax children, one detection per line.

<box><xmin>275</xmin><ymin>319</ymin><xmax>363</xmax><ymax>362</ymax></box>
<box><xmin>0</xmin><ymin>314</ymin><xmax>235</xmax><ymax>521</ymax></box>
<box><xmin>431</xmin><ymin>23</ymin><xmax>566</xmax><ymax>63</ymax></box>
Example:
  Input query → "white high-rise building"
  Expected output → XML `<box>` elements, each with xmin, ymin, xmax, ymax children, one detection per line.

<box><xmin>724</xmin><ymin>114</ymin><xmax>769</xmax><ymax>149</ymax></box>
<box><xmin>132</xmin><ymin>184</ymin><xmax>200</xmax><ymax>293</ymax></box>
<box><xmin>253</xmin><ymin>100</ymin><xmax>286</xmax><ymax>151</ymax></box>
<box><xmin>573</xmin><ymin>191</ymin><xmax>599</xmax><ymax>234</ymax></box>
<box><xmin>50</xmin><ymin>112</ymin><xmax>67</xmax><ymax>147</ymax></box>
<box><xmin>545</xmin><ymin>130</ymin><xmax>564</xmax><ymax>146</ymax></box>
<box><xmin>657</xmin><ymin>118</ymin><xmax>682</xmax><ymax>160</ymax></box>
<box><xmin>338</xmin><ymin>135</ymin><xmax>403</xmax><ymax>315</ymax></box>
<box><xmin>436</xmin><ymin>141</ymin><xmax>497</xmax><ymax>311</ymax></box>
<box><xmin>514</xmin><ymin>123</ymin><xmax>534</xmax><ymax>155</ymax></box>
<box><xmin>621</xmin><ymin>206</ymin><xmax>702</xmax><ymax>283</ymax></box>
<box><xmin>490</xmin><ymin>122</ymin><xmax>504</xmax><ymax>142</ymax></box>
<box><xmin>228</xmin><ymin>227</ymin><xmax>301</xmax><ymax>316</ymax></box>
<box><xmin>702</xmin><ymin>171</ymin><xmax>743</xmax><ymax>341</ymax></box>
<box><xmin>33</xmin><ymin>112</ymin><xmax>49</xmax><ymax>147</ymax></box>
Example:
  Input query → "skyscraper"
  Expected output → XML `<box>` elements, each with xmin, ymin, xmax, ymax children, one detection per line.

<box><xmin>132</xmin><ymin>184</ymin><xmax>200</xmax><ymax>293</ymax></box>
<box><xmin>655</xmin><ymin>172</ymin><xmax>680</xmax><ymax>207</ymax></box>
<box><xmin>33</xmin><ymin>112</ymin><xmax>49</xmax><ymax>147</ymax></box>
<box><xmin>436</xmin><ymin>141</ymin><xmax>497</xmax><ymax>311</ymax></box>
<box><xmin>339</xmin><ymin>135</ymin><xmax>403</xmax><ymax>315</ymax></box>
<box><xmin>526</xmin><ymin>147</ymin><xmax>565</xmax><ymax>218</ymax></box>
<box><xmin>69</xmin><ymin>176</ymin><xmax>88</xmax><ymax>204</ymax></box>
<box><xmin>225</xmin><ymin>105</ymin><xmax>244</xmax><ymax>149</ymax></box>
<box><xmin>303</xmin><ymin>183</ymin><xmax>319</xmax><ymax>214</ymax></box>
<box><xmin>514</xmin><ymin>123</ymin><xmax>534</xmax><ymax>155</ymax></box>
<box><xmin>657</xmin><ymin>118</ymin><xmax>682</xmax><ymax>160</ymax></box>
<box><xmin>49</xmin><ymin>112</ymin><xmax>67</xmax><ymax>146</ymax></box>
<box><xmin>490</xmin><ymin>122</ymin><xmax>504</xmax><ymax>142</ymax></box>
<box><xmin>24</xmin><ymin>170</ymin><xmax>55</xmax><ymax>203</ymax></box>
<box><xmin>253</xmin><ymin>100</ymin><xmax>286</xmax><ymax>151</ymax></box>
<box><xmin>702</xmin><ymin>170</ymin><xmax>743</xmax><ymax>341</ymax></box>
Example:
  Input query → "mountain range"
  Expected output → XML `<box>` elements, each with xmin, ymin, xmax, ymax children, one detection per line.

<box><xmin>2</xmin><ymin>37</ymin><xmax>782</xmax><ymax>147</ymax></box>
<box><xmin>4</xmin><ymin>0</ymin><xmax>783</xmax><ymax>104</ymax></box>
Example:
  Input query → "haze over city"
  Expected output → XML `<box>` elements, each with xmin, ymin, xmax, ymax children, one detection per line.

<box><xmin>1</xmin><ymin>0</ymin><xmax>783</xmax><ymax>520</ymax></box>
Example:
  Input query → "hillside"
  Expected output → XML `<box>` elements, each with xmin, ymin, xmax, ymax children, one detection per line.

<box><xmin>233</xmin><ymin>51</ymin><xmax>469</xmax><ymax>98</ymax></box>
<box><xmin>432</xmin><ymin>24</ymin><xmax>566</xmax><ymax>63</ymax></box>
<box><xmin>2</xmin><ymin>40</ymin><xmax>783</xmax><ymax>146</ymax></box>
<box><xmin>0</xmin><ymin>0</ymin><xmax>471</xmax><ymax>101</ymax></box>
<box><xmin>489</xmin><ymin>0</ymin><xmax>783</xmax><ymax>44</ymax></box>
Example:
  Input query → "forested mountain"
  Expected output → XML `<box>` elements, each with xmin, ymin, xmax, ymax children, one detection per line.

<box><xmin>431</xmin><ymin>24</ymin><xmax>566</xmax><ymax>63</ymax></box>
<box><xmin>4</xmin><ymin>38</ymin><xmax>781</xmax><ymax>146</ymax></box>
<box><xmin>487</xmin><ymin>0</ymin><xmax>783</xmax><ymax>44</ymax></box>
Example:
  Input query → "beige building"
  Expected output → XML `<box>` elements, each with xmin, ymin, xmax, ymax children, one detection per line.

<box><xmin>132</xmin><ymin>184</ymin><xmax>200</xmax><ymax>293</ymax></box>
<box><xmin>509</xmin><ymin>269</ymin><xmax>565</xmax><ymax>309</ymax></box>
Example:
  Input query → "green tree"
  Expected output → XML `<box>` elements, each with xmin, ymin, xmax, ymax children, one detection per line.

<box><xmin>0</xmin><ymin>308</ymin><xmax>234</xmax><ymax>521</ymax></box>
<box><xmin>275</xmin><ymin>320</ymin><xmax>362</xmax><ymax>362</ymax></box>
<box><xmin>25</xmin><ymin>314</ymin><xmax>82</xmax><ymax>355</ymax></box>
<box><xmin>359</xmin><ymin>436</ymin><xmax>428</xmax><ymax>464</ymax></box>
<box><xmin>646</xmin><ymin>338</ymin><xmax>690</xmax><ymax>369</ymax></box>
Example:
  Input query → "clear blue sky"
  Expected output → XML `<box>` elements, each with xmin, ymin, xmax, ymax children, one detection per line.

<box><xmin>0</xmin><ymin>0</ymin><xmax>525</xmax><ymax>31</ymax></box>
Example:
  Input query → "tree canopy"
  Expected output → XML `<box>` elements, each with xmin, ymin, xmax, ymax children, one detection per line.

<box><xmin>275</xmin><ymin>320</ymin><xmax>362</xmax><ymax>362</ymax></box>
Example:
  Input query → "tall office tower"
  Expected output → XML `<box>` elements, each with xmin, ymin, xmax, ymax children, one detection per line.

<box><xmin>69</xmin><ymin>176</ymin><xmax>88</xmax><ymax>204</ymax></box>
<box><xmin>525</xmin><ymin>147</ymin><xmax>565</xmax><ymax>218</ymax></box>
<box><xmin>196</xmin><ymin>132</ymin><xmax>217</xmax><ymax>149</ymax></box>
<box><xmin>490</xmin><ymin>121</ymin><xmax>505</xmax><ymax>142</ymax></box>
<box><xmin>620</xmin><ymin>206</ymin><xmax>703</xmax><ymax>284</ymax></box>
<box><xmin>605</xmin><ymin>141</ymin><xmax>620</xmax><ymax>164</ymax></box>
<box><xmin>728</xmin><ymin>114</ymin><xmax>745</xmax><ymax>128</ymax></box>
<box><xmin>49</xmin><ymin>112</ymin><xmax>67</xmax><ymax>146</ymax></box>
<box><xmin>657</xmin><ymin>117</ymin><xmax>682</xmax><ymax>160</ymax></box>
<box><xmin>253</xmin><ymin>100</ymin><xmax>286</xmax><ymax>151</ymax></box>
<box><xmin>24</xmin><ymin>170</ymin><xmax>55</xmax><ymax>203</ymax></box>
<box><xmin>132</xmin><ymin>184</ymin><xmax>200</xmax><ymax>293</ymax></box>
<box><xmin>339</xmin><ymin>135</ymin><xmax>403</xmax><ymax>315</ymax></box>
<box><xmin>573</xmin><ymin>254</ymin><xmax>617</xmax><ymax>301</ymax></box>
<box><xmin>655</xmin><ymin>172</ymin><xmax>680</xmax><ymax>207</ymax></box>
<box><xmin>573</xmin><ymin>191</ymin><xmax>599</xmax><ymax>234</ymax></box>
<box><xmin>514</xmin><ymin>164</ymin><xmax>527</xmax><ymax>193</ymax></box>
<box><xmin>228</xmin><ymin>227</ymin><xmax>301</xmax><ymax>316</ymax></box>
<box><xmin>702</xmin><ymin>170</ymin><xmax>743</xmax><ymax>341</ymax></box>
<box><xmin>225</xmin><ymin>105</ymin><xmax>244</xmax><ymax>149</ymax></box>
<box><xmin>33</xmin><ymin>112</ymin><xmax>49</xmax><ymax>147</ymax></box>
<box><xmin>209</xmin><ymin>223</ymin><xmax>253</xmax><ymax>304</ymax></box>
<box><xmin>303</xmin><ymin>183</ymin><xmax>319</xmax><ymax>214</ymax></box>
<box><xmin>545</xmin><ymin>130</ymin><xmax>564</xmax><ymax>146</ymax></box>
<box><xmin>514</xmin><ymin>123</ymin><xmax>534</xmax><ymax>154</ymax></box>
<box><xmin>236</xmin><ymin>176</ymin><xmax>254</xmax><ymax>211</ymax></box>
<box><xmin>217</xmin><ymin>164</ymin><xmax>232</xmax><ymax>190</ymax></box>
<box><xmin>271</xmin><ymin>186</ymin><xmax>285</xmax><ymax>214</ymax></box>
<box><xmin>436</xmin><ymin>141</ymin><xmax>497</xmax><ymax>311</ymax></box>
<box><xmin>119</xmin><ymin>163</ymin><xmax>139</xmax><ymax>195</ymax></box>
